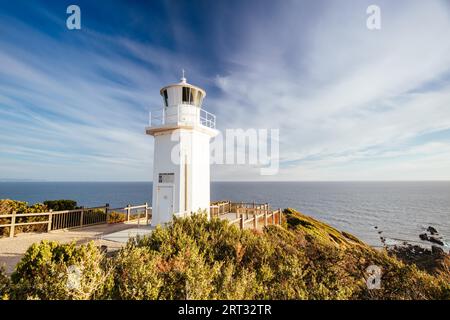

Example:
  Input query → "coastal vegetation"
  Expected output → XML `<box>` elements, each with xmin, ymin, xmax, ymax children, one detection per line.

<box><xmin>0</xmin><ymin>208</ymin><xmax>448</xmax><ymax>300</ymax></box>
<box><xmin>0</xmin><ymin>199</ymin><xmax>49</xmax><ymax>236</ymax></box>
<box><xmin>106</xmin><ymin>211</ymin><xmax>127</xmax><ymax>224</ymax></box>
<box><xmin>42</xmin><ymin>200</ymin><xmax>79</xmax><ymax>211</ymax></box>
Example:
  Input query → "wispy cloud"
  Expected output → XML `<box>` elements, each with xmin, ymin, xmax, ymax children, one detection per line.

<box><xmin>210</xmin><ymin>0</ymin><xmax>450</xmax><ymax>180</ymax></box>
<box><xmin>0</xmin><ymin>10</ymin><xmax>174</xmax><ymax>181</ymax></box>
<box><xmin>1</xmin><ymin>0</ymin><xmax>450</xmax><ymax>181</ymax></box>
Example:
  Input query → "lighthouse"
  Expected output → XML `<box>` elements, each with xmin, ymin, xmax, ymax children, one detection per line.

<box><xmin>146</xmin><ymin>72</ymin><xmax>218</xmax><ymax>225</ymax></box>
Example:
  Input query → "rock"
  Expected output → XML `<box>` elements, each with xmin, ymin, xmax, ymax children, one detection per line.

<box><xmin>431</xmin><ymin>245</ymin><xmax>444</xmax><ymax>255</ymax></box>
<box><xmin>428</xmin><ymin>236</ymin><xmax>444</xmax><ymax>246</ymax></box>
<box><xmin>427</xmin><ymin>226</ymin><xmax>438</xmax><ymax>235</ymax></box>
<box><xmin>419</xmin><ymin>233</ymin><xmax>429</xmax><ymax>241</ymax></box>
<box><xmin>420</xmin><ymin>233</ymin><xmax>444</xmax><ymax>246</ymax></box>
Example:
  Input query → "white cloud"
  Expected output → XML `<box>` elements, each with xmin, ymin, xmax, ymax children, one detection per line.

<box><xmin>210</xmin><ymin>0</ymin><xmax>450</xmax><ymax>180</ymax></box>
<box><xmin>1</xmin><ymin>1</ymin><xmax>450</xmax><ymax>181</ymax></box>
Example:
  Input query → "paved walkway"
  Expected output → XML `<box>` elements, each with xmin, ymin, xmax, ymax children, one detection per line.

<box><xmin>0</xmin><ymin>221</ymin><xmax>149</xmax><ymax>275</ymax></box>
<box><xmin>102</xmin><ymin>225</ymin><xmax>155</xmax><ymax>243</ymax></box>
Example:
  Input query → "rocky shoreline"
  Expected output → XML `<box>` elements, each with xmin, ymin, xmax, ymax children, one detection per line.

<box><xmin>377</xmin><ymin>225</ymin><xmax>450</xmax><ymax>276</ymax></box>
<box><xmin>419</xmin><ymin>226</ymin><xmax>445</xmax><ymax>246</ymax></box>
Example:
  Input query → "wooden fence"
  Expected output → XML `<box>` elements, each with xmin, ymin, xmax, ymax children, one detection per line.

<box><xmin>0</xmin><ymin>203</ymin><xmax>151</xmax><ymax>238</ymax></box>
<box><xmin>107</xmin><ymin>203</ymin><xmax>151</xmax><ymax>226</ymax></box>
<box><xmin>228</xmin><ymin>208</ymin><xmax>283</xmax><ymax>230</ymax></box>
<box><xmin>210</xmin><ymin>201</ymin><xmax>282</xmax><ymax>230</ymax></box>
<box><xmin>210</xmin><ymin>201</ymin><xmax>232</xmax><ymax>217</ymax></box>
<box><xmin>1</xmin><ymin>200</ymin><xmax>280</xmax><ymax>238</ymax></box>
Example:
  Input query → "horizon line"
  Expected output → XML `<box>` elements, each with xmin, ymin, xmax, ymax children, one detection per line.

<box><xmin>1</xmin><ymin>180</ymin><xmax>450</xmax><ymax>183</ymax></box>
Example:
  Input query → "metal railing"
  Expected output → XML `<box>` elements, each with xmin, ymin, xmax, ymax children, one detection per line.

<box><xmin>148</xmin><ymin>105</ymin><xmax>216</xmax><ymax>129</ymax></box>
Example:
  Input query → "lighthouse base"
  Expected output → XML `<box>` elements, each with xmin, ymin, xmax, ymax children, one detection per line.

<box><xmin>149</xmin><ymin>127</ymin><xmax>217</xmax><ymax>226</ymax></box>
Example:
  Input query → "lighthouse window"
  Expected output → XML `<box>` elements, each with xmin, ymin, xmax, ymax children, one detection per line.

<box><xmin>182</xmin><ymin>87</ymin><xmax>189</xmax><ymax>103</ymax></box>
<box><xmin>196</xmin><ymin>91</ymin><xmax>202</xmax><ymax>106</ymax></box>
<box><xmin>182</xmin><ymin>87</ymin><xmax>194</xmax><ymax>104</ymax></box>
<box><xmin>163</xmin><ymin>90</ymin><xmax>168</xmax><ymax>107</ymax></box>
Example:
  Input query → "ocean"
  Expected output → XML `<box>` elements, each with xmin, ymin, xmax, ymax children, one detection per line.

<box><xmin>0</xmin><ymin>181</ymin><xmax>449</xmax><ymax>248</ymax></box>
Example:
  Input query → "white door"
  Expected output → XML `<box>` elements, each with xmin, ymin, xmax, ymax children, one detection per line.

<box><xmin>157</xmin><ymin>186</ymin><xmax>173</xmax><ymax>224</ymax></box>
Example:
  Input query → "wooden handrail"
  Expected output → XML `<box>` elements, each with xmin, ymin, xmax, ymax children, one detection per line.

<box><xmin>0</xmin><ymin>206</ymin><xmax>107</xmax><ymax>218</ymax></box>
<box><xmin>1</xmin><ymin>203</ymin><xmax>148</xmax><ymax>238</ymax></box>
<box><xmin>108</xmin><ymin>204</ymin><xmax>149</xmax><ymax>211</ymax></box>
<box><xmin>225</xmin><ymin>205</ymin><xmax>281</xmax><ymax>231</ymax></box>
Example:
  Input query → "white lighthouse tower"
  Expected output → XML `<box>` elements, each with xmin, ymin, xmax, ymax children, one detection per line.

<box><xmin>146</xmin><ymin>72</ymin><xmax>218</xmax><ymax>225</ymax></box>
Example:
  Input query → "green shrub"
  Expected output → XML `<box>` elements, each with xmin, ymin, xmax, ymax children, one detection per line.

<box><xmin>3</xmin><ymin>208</ymin><xmax>449</xmax><ymax>300</ymax></box>
<box><xmin>212</xmin><ymin>263</ymin><xmax>262</xmax><ymax>299</ymax></box>
<box><xmin>108</xmin><ymin>211</ymin><xmax>126</xmax><ymax>224</ymax></box>
<box><xmin>0</xmin><ymin>200</ymin><xmax>49</xmax><ymax>236</ymax></box>
<box><xmin>0</xmin><ymin>266</ymin><xmax>11</xmax><ymax>300</ymax></box>
<box><xmin>112</xmin><ymin>247</ymin><xmax>163</xmax><ymax>299</ymax></box>
<box><xmin>10</xmin><ymin>241</ymin><xmax>113</xmax><ymax>300</ymax></box>
<box><xmin>43</xmin><ymin>200</ymin><xmax>78</xmax><ymax>211</ymax></box>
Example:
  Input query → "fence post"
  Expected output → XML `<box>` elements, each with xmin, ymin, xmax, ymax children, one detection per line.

<box><xmin>137</xmin><ymin>209</ymin><xmax>141</xmax><ymax>227</ymax></box>
<box><xmin>80</xmin><ymin>207</ymin><xmax>84</xmax><ymax>228</ymax></box>
<box><xmin>47</xmin><ymin>210</ymin><xmax>53</xmax><ymax>232</ymax></box>
<box><xmin>150</xmin><ymin>207</ymin><xmax>153</xmax><ymax>225</ymax></box>
<box><xmin>144</xmin><ymin>202</ymin><xmax>149</xmax><ymax>225</ymax></box>
<box><xmin>105</xmin><ymin>203</ymin><xmax>110</xmax><ymax>223</ymax></box>
<box><xmin>126</xmin><ymin>204</ymin><xmax>131</xmax><ymax>222</ymax></box>
<box><xmin>240</xmin><ymin>213</ymin><xmax>244</xmax><ymax>230</ymax></box>
<box><xmin>278</xmin><ymin>209</ymin><xmax>282</xmax><ymax>225</ymax></box>
<box><xmin>264</xmin><ymin>211</ymin><xmax>268</xmax><ymax>227</ymax></box>
<box><xmin>253</xmin><ymin>212</ymin><xmax>257</xmax><ymax>229</ymax></box>
<box><xmin>9</xmin><ymin>211</ymin><xmax>16</xmax><ymax>238</ymax></box>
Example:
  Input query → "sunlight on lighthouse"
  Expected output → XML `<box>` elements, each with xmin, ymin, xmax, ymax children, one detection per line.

<box><xmin>146</xmin><ymin>72</ymin><xmax>218</xmax><ymax>225</ymax></box>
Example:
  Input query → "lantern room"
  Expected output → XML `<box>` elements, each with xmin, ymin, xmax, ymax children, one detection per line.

<box><xmin>159</xmin><ymin>71</ymin><xmax>206</xmax><ymax>108</ymax></box>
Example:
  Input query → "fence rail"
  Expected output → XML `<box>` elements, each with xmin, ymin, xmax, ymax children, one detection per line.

<box><xmin>1</xmin><ymin>203</ymin><xmax>152</xmax><ymax>238</ymax></box>
<box><xmin>210</xmin><ymin>201</ymin><xmax>282</xmax><ymax>230</ymax></box>
<box><xmin>1</xmin><ymin>200</ymin><xmax>280</xmax><ymax>238</ymax></box>
<box><xmin>210</xmin><ymin>201</ymin><xmax>232</xmax><ymax>217</ymax></box>
<box><xmin>233</xmin><ymin>208</ymin><xmax>283</xmax><ymax>230</ymax></box>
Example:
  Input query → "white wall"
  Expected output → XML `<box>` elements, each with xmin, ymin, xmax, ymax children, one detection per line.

<box><xmin>151</xmin><ymin>127</ymin><xmax>215</xmax><ymax>225</ymax></box>
<box><xmin>151</xmin><ymin>133</ymin><xmax>181</xmax><ymax>225</ymax></box>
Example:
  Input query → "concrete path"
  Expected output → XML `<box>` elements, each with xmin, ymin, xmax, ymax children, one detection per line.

<box><xmin>0</xmin><ymin>221</ymin><xmax>149</xmax><ymax>275</ymax></box>
<box><xmin>219</xmin><ymin>212</ymin><xmax>240</xmax><ymax>221</ymax></box>
<box><xmin>102</xmin><ymin>226</ymin><xmax>155</xmax><ymax>243</ymax></box>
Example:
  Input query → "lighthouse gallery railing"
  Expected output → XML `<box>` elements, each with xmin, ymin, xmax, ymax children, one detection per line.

<box><xmin>149</xmin><ymin>105</ymin><xmax>216</xmax><ymax>129</ymax></box>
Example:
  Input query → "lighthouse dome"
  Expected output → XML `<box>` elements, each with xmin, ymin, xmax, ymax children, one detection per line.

<box><xmin>160</xmin><ymin>72</ymin><xmax>206</xmax><ymax>108</ymax></box>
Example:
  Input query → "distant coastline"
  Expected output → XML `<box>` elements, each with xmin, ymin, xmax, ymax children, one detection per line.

<box><xmin>0</xmin><ymin>179</ymin><xmax>48</xmax><ymax>182</ymax></box>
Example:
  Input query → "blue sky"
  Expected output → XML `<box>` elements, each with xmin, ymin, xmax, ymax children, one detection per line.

<box><xmin>1</xmin><ymin>0</ymin><xmax>450</xmax><ymax>181</ymax></box>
